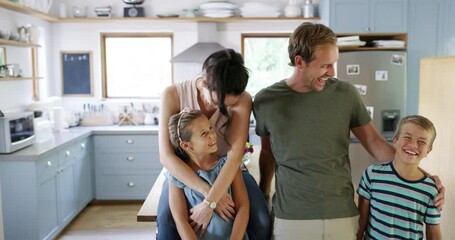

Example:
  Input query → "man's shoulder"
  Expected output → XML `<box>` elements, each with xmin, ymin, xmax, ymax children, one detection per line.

<box><xmin>255</xmin><ymin>80</ymin><xmax>286</xmax><ymax>99</ymax></box>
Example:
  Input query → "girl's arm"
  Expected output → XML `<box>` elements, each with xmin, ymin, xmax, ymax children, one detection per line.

<box><xmin>168</xmin><ymin>182</ymin><xmax>197</xmax><ymax>240</ymax></box>
<box><xmin>159</xmin><ymin>85</ymin><xmax>211</xmax><ymax>195</ymax></box>
<box><xmin>357</xmin><ymin>196</ymin><xmax>370</xmax><ymax>240</ymax></box>
<box><xmin>204</xmin><ymin>92</ymin><xmax>253</xmax><ymax>204</ymax></box>
<box><xmin>230</xmin><ymin>169</ymin><xmax>250</xmax><ymax>240</ymax></box>
<box><xmin>426</xmin><ymin>224</ymin><xmax>442</xmax><ymax>240</ymax></box>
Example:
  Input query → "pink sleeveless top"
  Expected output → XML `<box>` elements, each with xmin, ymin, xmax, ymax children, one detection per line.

<box><xmin>175</xmin><ymin>79</ymin><xmax>231</xmax><ymax>156</ymax></box>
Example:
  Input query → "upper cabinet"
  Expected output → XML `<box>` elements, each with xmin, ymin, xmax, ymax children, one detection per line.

<box><xmin>321</xmin><ymin>0</ymin><xmax>408</xmax><ymax>33</ymax></box>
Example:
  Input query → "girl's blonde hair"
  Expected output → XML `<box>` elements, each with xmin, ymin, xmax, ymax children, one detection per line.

<box><xmin>168</xmin><ymin>110</ymin><xmax>204</xmax><ymax>162</ymax></box>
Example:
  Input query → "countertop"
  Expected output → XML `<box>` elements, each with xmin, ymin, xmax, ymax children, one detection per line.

<box><xmin>0</xmin><ymin>125</ymin><xmax>159</xmax><ymax>161</ymax></box>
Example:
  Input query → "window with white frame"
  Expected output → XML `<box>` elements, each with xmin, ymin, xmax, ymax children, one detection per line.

<box><xmin>101</xmin><ymin>33</ymin><xmax>173</xmax><ymax>98</ymax></box>
<box><xmin>242</xmin><ymin>34</ymin><xmax>293</xmax><ymax>96</ymax></box>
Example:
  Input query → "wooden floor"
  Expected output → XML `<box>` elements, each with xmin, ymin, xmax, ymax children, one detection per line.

<box><xmin>57</xmin><ymin>204</ymin><xmax>156</xmax><ymax>240</ymax></box>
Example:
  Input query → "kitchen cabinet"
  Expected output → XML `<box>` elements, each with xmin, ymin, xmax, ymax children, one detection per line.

<box><xmin>0</xmin><ymin>38</ymin><xmax>41</xmax><ymax>99</ymax></box>
<box><xmin>94</xmin><ymin>134</ymin><xmax>161</xmax><ymax>200</ymax></box>
<box><xmin>406</xmin><ymin>0</ymin><xmax>455</xmax><ymax>115</ymax></box>
<box><xmin>320</xmin><ymin>0</ymin><xmax>408</xmax><ymax>33</ymax></box>
<box><xmin>0</xmin><ymin>137</ymin><xmax>92</xmax><ymax>240</ymax></box>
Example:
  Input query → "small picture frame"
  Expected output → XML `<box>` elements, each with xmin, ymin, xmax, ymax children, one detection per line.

<box><xmin>61</xmin><ymin>51</ymin><xmax>93</xmax><ymax>96</ymax></box>
<box><xmin>347</xmin><ymin>64</ymin><xmax>360</xmax><ymax>75</ymax></box>
<box><xmin>0</xmin><ymin>47</ymin><xmax>6</xmax><ymax>66</ymax></box>
<box><xmin>391</xmin><ymin>54</ymin><xmax>404</xmax><ymax>65</ymax></box>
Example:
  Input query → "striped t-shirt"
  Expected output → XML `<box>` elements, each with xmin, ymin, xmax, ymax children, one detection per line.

<box><xmin>357</xmin><ymin>162</ymin><xmax>441</xmax><ymax>240</ymax></box>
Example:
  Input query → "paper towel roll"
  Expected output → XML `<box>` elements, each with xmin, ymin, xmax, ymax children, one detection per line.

<box><xmin>53</xmin><ymin>107</ymin><xmax>64</xmax><ymax>132</ymax></box>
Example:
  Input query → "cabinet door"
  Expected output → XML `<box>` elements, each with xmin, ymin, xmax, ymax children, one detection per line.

<box><xmin>37</xmin><ymin>155</ymin><xmax>59</xmax><ymax>240</ymax></box>
<box><xmin>74</xmin><ymin>139</ymin><xmax>93</xmax><ymax>210</ymax></box>
<box><xmin>330</xmin><ymin>0</ymin><xmax>369</xmax><ymax>33</ymax></box>
<box><xmin>442</xmin><ymin>1</ymin><xmax>455</xmax><ymax>55</ymax></box>
<box><xmin>370</xmin><ymin>0</ymin><xmax>408</xmax><ymax>33</ymax></box>
<box><xmin>57</xmin><ymin>149</ymin><xmax>77</xmax><ymax>225</ymax></box>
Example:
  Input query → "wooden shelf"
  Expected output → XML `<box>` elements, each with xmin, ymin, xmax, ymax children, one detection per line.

<box><xmin>0</xmin><ymin>77</ymin><xmax>42</xmax><ymax>81</ymax></box>
<box><xmin>0</xmin><ymin>39</ymin><xmax>40</xmax><ymax>48</ymax></box>
<box><xmin>0</xmin><ymin>0</ymin><xmax>58</xmax><ymax>22</ymax></box>
<box><xmin>57</xmin><ymin>16</ymin><xmax>319</xmax><ymax>23</ymax></box>
<box><xmin>337</xmin><ymin>33</ymin><xmax>407</xmax><ymax>52</ymax></box>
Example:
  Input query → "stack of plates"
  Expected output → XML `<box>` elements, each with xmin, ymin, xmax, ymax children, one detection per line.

<box><xmin>199</xmin><ymin>1</ymin><xmax>237</xmax><ymax>18</ymax></box>
<box><xmin>240</xmin><ymin>2</ymin><xmax>280</xmax><ymax>18</ymax></box>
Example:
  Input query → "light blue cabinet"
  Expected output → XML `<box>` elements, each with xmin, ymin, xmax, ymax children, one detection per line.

<box><xmin>94</xmin><ymin>134</ymin><xmax>162</xmax><ymax>200</ymax></box>
<box><xmin>74</xmin><ymin>138</ymin><xmax>93</xmax><ymax>211</ymax></box>
<box><xmin>406</xmin><ymin>0</ymin><xmax>454</xmax><ymax>114</ymax></box>
<box><xmin>0</xmin><ymin>137</ymin><xmax>92</xmax><ymax>240</ymax></box>
<box><xmin>321</xmin><ymin>0</ymin><xmax>408</xmax><ymax>33</ymax></box>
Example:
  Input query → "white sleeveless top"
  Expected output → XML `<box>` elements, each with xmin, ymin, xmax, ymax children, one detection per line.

<box><xmin>175</xmin><ymin>79</ymin><xmax>231</xmax><ymax>156</ymax></box>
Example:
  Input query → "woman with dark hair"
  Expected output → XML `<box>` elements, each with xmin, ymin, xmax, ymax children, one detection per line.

<box><xmin>157</xmin><ymin>49</ymin><xmax>271</xmax><ymax>239</ymax></box>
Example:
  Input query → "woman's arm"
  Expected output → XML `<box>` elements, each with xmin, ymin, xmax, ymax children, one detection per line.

<box><xmin>356</xmin><ymin>196</ymin><xmax>370</xmax><ymax>240</ymax></box>
<box><xmin>426</xmin><ymin>224</ymin><xmax>442</xmax><ymax>240</ymax></box>
<box><xmin>230</xmin><ymin>169</ymin><xmax>250</xmax><ymax>240</ymax></box>
<box><xmin>168</xmin><ymin>182</ymin><xmax>197</xmax><ymax>240</ymax></box>
<box><xmin>159</xmin><ymin>85</ymin><xmax>211</xmax><ymax>195</ymax></box>
<box><xmin>204</xmin><ymin>92</ymin><xmax>253</xmax><ymax>204</ymax></box>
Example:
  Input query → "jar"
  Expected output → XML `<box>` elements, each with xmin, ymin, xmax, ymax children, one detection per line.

<box><xmin>284</xmin><ymin>0</ymin><xmax>301</xmax><ymax>18</ymax></box>
<box><xmin>302</xmin><ymin>0</ymin><xmax>316</xmax><ymax>18</ymax></box>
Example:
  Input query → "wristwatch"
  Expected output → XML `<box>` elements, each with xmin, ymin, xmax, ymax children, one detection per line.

<box><xmin>203</xmin><ymin>199</ymin><xmax>217</xmax><ymax>209</ymax></box>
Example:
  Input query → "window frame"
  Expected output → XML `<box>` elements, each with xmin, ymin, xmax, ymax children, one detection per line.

<box><xmin>100</xmin><ymin>32</ymin><xmax>174</xmax><ymax>99</ymax></box>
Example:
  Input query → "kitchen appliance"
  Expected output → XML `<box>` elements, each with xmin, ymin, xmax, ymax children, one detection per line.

<box><xmin>123</xmin><ymin>0</ymin><xmax>145</xmax><ymax>17</ymax></box>
<box><xmin>336</xmin><ymin>51</ymin><xmax>406</xmax><ymax>186</ymax></box>
<box><xmin>0</xmin><ymin>111</ymin><xmax>35</xmax><ymax>153</ymax></box>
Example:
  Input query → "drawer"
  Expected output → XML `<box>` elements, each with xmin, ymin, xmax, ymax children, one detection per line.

<box><xmin>96</xmin><ymin>173</ymin><xmax>158</xmax><ymax>200</ymax></box>
<box><xmin>58</xmin><ymin>145</ymin><xmax>76</xmax><ymax>167</ymax></box>
<box><xmin>94</xmin><ymin>135</ymin><xmax>158</xmax><ymax>152</ymax></box>
<box><xmin>95</xmin><ymin>152</ymin><xmax>161</xmax><ymax>169</ymax></box>
<box><xmin>37</xmin><ymin>154</ymin><xmax>58</xmax><ymax>181</ymax></box>
<box><xmin>73</xmin><ymin>138</ymin><xmax>91</xmax><ymax>160</ymax></box>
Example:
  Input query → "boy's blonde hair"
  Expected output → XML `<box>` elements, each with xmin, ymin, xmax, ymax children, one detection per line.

<box><xmin>394</xmin><ymin>115</ymin><xmax>437</xmax><ymax>147</ymax></box>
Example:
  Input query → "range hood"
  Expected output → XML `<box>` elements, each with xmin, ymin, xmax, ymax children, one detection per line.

<box><xmin>171</xmin><ymin>22</ymin><xmax>225</xmax><ymax>63</ymax></box>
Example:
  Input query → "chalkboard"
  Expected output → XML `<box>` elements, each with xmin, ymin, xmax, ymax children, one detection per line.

<box><xmin>61</xmin><ymin>51</ymin><xmax>93</xmax><ymax>96</ymax></box>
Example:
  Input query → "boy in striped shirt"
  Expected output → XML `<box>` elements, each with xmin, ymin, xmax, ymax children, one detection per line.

<box><xmin>357</xmin><ymin>115</ymin><xmax>441</xmax><ymax>240</ymax></box>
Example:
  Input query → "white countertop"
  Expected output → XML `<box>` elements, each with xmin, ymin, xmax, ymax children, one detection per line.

<box><xmin>0</xmin><ymin>125</ymin><xmax>159</xmax><ymax>161</ymax></box>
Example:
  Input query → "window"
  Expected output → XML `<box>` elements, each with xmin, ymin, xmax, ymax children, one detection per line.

<box><xmin>101</xmin><ymin>33</ymin><xmax>173</xmax><ymax>98</ymax></box>
<box><xmin>242</xmin><ymin>34</ymin><xmax>293</xmax><ymax>96</ymax></box>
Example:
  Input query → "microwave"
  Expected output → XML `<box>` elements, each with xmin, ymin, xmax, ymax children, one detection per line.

<box><xmin>0</xmin><ymin>111</ymin><xmax>35</xmax><ymax>153</ymax></box>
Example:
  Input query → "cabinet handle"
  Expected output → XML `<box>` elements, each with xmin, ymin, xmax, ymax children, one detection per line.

<box><xmin>127</xmin><ymin>156</ymin><xmax>135</xmax><ymax>161</ymax></box>
<box><xmin>127</xmin><ymin>182</ymin><xmax>135</xmax><ymax>187</ymax></box>
<box><xmin>65</xmin><ymin>151</ymin><xmax>71</xmax><ymax>157</ymax></box>
<box><xmin>46</xmin><ymin>161</ymin><xmax>52</xmax><ymax>167</ymax></box>
<box><xmin>126</xmin><ymin>139</ymin><xmax>134</xmax><ymax>144</ymax></box>
<box><xmin>58</xmin><ymin>169</ymin><xmax>64</xmax><ymax>173</ymax></box>
<box><xmin>80</xmin><ymin>143</ymin><xmax>86</xmax><ymax>149</ymax></box>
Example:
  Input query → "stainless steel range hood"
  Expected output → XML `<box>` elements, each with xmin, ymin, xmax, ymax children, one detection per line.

<box><xmin>171</xmin><ymin>22</ymin><xmax>225</xmax><ymax>63</ymax></box>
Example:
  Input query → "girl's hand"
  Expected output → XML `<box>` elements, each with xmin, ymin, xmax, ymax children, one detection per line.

<box><xmin>215</xmin><ymin>193</ymin><xmax>236</xmax><ymax>221</ymax></box>
<box><xmin>189</xmin><ymin>202</ymin><xmax>213</xmax><ymax>237</ymax></box>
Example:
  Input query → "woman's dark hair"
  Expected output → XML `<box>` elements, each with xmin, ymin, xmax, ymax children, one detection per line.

<box><xmin>168</xmin><ymin>110</ymin><xmax>204</xmax><ymax>162</ymax></box>
<box><xmin>202</xmin><ymin>48</ymin><xmax>249</xmax><ymax>121</ymax></box>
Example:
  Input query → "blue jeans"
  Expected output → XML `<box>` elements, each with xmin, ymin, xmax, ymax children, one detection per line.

<box><xmin>157</xmin><ymin>171</ymin><xmax>271</xmax><ymax>240</ymax></box>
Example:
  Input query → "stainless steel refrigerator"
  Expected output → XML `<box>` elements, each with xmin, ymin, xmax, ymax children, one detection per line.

<box><xmin>336</xmin><ymin>51</ymin><xmax>407</xmax><ymax>187</ymax></box>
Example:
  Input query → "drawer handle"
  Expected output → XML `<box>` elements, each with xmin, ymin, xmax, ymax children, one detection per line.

<box><xmin>80</xmin><ymin>143</ymin><xmax>86</xmax><ymax>149</ymax></box>
<box><xmin>58</xmin><ymin>169</ymin><xmax>64</xmax><ymax>173</ymax></box>
<box><xmin>127</xmin><ymin>182</ymin><xmax>135</xmax><ymax>187</ymax></box>
<box><xmin>65</xmin><ymin>151</ymin><xmax>71</xmax><ymax>157</ymax></box>
<box><xmin>126</xmin><ymin>139</ymin><xmax>134</xmax><ymax>144</ymax></box>
<box><xmin>46</xmin><ymin>161</ymin><xmax>52</xmax><ymax>167</ymax></box>
<box><xmin>127</xmin><ymin>156</ymin><xmax>135</xmax><ymax>161</ymax></box>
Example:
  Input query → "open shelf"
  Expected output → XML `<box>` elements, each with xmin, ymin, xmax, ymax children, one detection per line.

<box><xmin>0</xmin><ymin>0</ymin><xmax>58</xmax><ymax>22</ymax></box>
<box><xmin>0</xmin><ymin>39</ymin><xmax>41</xmax><ymax>48</ymax></box>
<box><xmin>337</xmin><ymin>33</ymin><xmax>407</xmax><ymax>51</ymax></box>
<box><xmin>57</xmin><ymin>16</ymin><xmax>320</xmax><ymax>23</ymax></box>
<box><xmin>0</xmin><ymin>77</ymin><xmax>42</xmax><ymax>81</ymax></box>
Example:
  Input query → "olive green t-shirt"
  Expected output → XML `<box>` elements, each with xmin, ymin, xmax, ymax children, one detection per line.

<box><xmin>253</xmin><ymin>78</ymin><xmax>371</xmax><ymax>219</ymax></box>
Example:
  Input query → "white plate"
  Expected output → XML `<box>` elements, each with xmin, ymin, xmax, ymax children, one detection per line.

<box><xmin>337</xmin><ymin>41</ymin><xmax>366</xmax><ymax>47</ymax></box>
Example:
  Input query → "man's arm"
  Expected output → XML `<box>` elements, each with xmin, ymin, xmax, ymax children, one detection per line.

<box><xmin>259</xmin><ymin>136</ymin><xmax>276</xmax><ymax>202</ymax></box>
<box><xmin>356</xmin><ymin>196</ymin><xmax>370</xmax><ymax>240</ymax></box>
<box><xmin>426</xmin><ymin>224</ymin><xmax>442</xmax><ymax>240</ymax></box>
<box><xmin>351</xmin><ymin>122</ymin><xmax>395</xmax><ymax>163</ymax></box>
